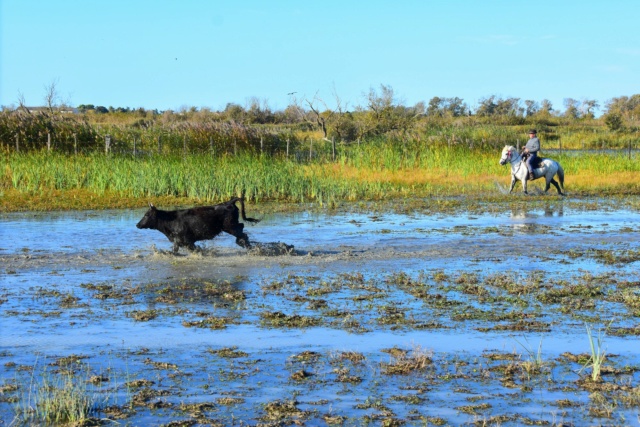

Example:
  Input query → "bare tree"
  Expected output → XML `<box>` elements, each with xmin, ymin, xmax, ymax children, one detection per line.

<box><xmin>329</xmin><ymin>84</ymin><xmax>358</xmax><ymax>142</ymax></box>
<box><xmin>44</xmin><ymin>79</ymin><xmax>61</xmax><ymax>113</ymax></box>
<box><xmin>290</xmin><ymin>92</ymin><xmax>333</xmax><ymax>141</ymax></box>
<box><xmin>366</xmin><ymin>84</ymin><xmax>395</xmax><ymax>119</ymax></box>
<box><xmin>17</xmin><ymin>91</ymin><xmax>31</xmax><ymax>115</ymax></box>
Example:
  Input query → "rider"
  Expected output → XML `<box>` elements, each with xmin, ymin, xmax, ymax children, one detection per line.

<box><xmin>522</xmin><ymin>129</ymin><xmax>540</xmax><ymax>180</ymax></box>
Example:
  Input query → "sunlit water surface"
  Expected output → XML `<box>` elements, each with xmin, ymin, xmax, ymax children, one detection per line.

<box><xmin>1</xmin><ymin>201</ymin><xmax>640</xmax><ymax>425</ymax></box>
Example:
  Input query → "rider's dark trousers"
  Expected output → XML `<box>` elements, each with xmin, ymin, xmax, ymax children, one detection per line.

<box><xmin>525</xmin><ymin>152</ymin><xmax>537</xmax><ymax>174</ymax></box>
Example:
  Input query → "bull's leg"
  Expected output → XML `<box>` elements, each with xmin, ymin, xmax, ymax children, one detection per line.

<box><xmin>235</xmin><ymin>233</ymin><xmax>251</xmax><ymax>248</ymax></box>
<box><xmin>227</xmin><ymin>223</ymin><xmax>252</xmax><ymax>249</ymax></box>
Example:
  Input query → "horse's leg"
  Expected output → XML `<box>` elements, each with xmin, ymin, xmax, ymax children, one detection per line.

<box><xmin>509</xmin><ymin>175</ymin><xmax>517</xmax><ymax>193</ymax></box>
<box><xmin>544</xmin><ymin>176</ymin><xmax>551</xmax><ymax>193</ymax></box>
<box><xmin>522</xmin><ymin>177</ymin><xmax>528</xmax><ymax>194</ymax></box>
<box><xmin>550</xmin><ymin>178</ymin><xmax>563</xmax><ymax>195</ymax></box>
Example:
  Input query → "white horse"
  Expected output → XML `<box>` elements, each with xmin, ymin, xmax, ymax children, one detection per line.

<box><xmin>499</xmin><ymin>145</ymin><xmax>565</xmax><ymax>195</ymax></box>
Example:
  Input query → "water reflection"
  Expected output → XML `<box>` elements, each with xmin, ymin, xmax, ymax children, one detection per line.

<box><xmin>508</xmin><ymin>203</ymin><xmax>564</xmax><ymax>233</ymax></box>
<box><xmin>544</xmin><ymin>203</ymin><xmax>564</xmax><ymax>217</ymax></box>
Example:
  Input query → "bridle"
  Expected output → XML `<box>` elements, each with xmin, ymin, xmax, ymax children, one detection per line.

<box><xmin>502</xmin><ymin>148</ymin><xmax>525</xmax><ymax>174</ymax></box>
<box><xmin>505</xmin><ymin>149</ymin><xmax>518</xmax><ymax>163</ymax></box>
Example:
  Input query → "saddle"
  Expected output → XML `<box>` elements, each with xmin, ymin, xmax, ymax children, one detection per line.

<box><xmin>521</xmin><ymin>152</ymin><xmax>544</xmax><ymax>168</ymax></box>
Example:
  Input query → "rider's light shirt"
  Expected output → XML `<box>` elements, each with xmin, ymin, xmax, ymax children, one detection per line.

<box><xmin>525</xmin><ymin>137</ymin><xmax>540</xmax><ymax>153</ymax></box>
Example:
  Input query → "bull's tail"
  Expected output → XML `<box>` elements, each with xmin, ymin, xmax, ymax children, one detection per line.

<box><xmin>557</xmin><ymin>164</ymin><xmax>565</xmax><ymax>190</ymax></box>
<box><xmin>230</xmin><ymin>197</ymin><xmax>260</xmax><ymax>224</ymax></box>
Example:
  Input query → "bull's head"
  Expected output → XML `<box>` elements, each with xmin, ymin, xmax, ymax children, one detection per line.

<box><xmin>136</xmin><ymin>203</ymin><xmax>158</xmax><ymax>229</ymax></box>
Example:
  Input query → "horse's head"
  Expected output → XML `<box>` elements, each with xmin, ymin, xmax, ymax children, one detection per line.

<box><xmin>499</xmin><ymin>145</ymin><xmax>517</xmax><ymax>165</ymax></box>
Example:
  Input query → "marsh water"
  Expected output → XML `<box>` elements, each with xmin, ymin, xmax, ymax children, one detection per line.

<box><xmin>1</xmin><ymin>197</ymin><xmax>640</xmax><ymax>426</ymax></box>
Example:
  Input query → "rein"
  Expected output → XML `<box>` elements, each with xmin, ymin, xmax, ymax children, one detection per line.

<box><xmin>505</xmin><ymin>150</ymin><xmax>525</xmax><ymax>175</ymax></box>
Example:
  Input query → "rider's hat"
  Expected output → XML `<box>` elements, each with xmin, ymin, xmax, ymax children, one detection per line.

<box><xmin>528</xmin><ymin>129</ymin><xmax>537</xmax><ymax>134</ymax></box>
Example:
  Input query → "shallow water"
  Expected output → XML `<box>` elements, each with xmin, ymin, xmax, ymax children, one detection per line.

<box><xmin>2</xmin><ymin>199</ymin><xmax>640</xmax><ymax>425</ymax></box>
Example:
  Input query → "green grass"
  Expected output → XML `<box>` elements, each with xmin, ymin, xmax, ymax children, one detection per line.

<box><xmin>584</xmin><ymin>323</ymin><xmax>609</xmax><ymax>382</ymax></box>
<box><xmin>2</xmin><ymin>143</ymin><xmax>639</xmax><ymax>211</ymax></box>
<box><xmin>14</xmin><ymin>365</ymin><xmax>99</xmax><ymax>425</ymax></box>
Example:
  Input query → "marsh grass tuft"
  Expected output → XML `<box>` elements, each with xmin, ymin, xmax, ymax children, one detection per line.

<box><xmin>582</xmin><ymin>323</ymin><xmax>610</xmax><ymax>382</ymax></box>
<box><xmin>455</xmin><ymin>402</ymin><xmax>492</xmax><ymax>415</ymax></box>
<box><xmin>207</xmin><ymin>347</ymin><xmax>249</xmax><ymax>358</ymax></box>
<box><xmin>261</xmin><ymin>399</ymin><xmax>310</xmax><ymax>423</ymax></box>
<box><xmin>512</xmin><ymin>336</ymin><xmax>545</xmax><ymax>375</ymax></box>
<box><xmin>216</xmin><ymin>396</ymin><xmax>245</xmax><ymax>405</ymax></box>
<box><xmin>381</xmin><ymin>346</ymin><xmax>432</xmax><ymax>375</ymax></box>
<box><xmin>260</xmin><ymin>311</ymin><xmax>321</xmax><ymax>328</ymax></box>
<box><xmin>127</xmin><ymin>308</ymin><xmax>160</xmax><ymax>321</ymax></box>
<box><xmin>13</xmin><ymin>363</ymin><xmax>103</xmax><ymax>425</ymax></box>
<box><xmin>182</xmin><ymin>316</ymin><xmax>236</xmax><ymax>329</ymax></box>
<box><xmin>290</xmin><ymin>370</ymin><xmax>313</xmax><ymax>381</ymax></box>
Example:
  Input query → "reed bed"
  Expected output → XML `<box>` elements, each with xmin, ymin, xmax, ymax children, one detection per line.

<box><xmin>2</xmin><ymin>144</ymin><xmax>639</xmax><ymax>211</ymax></box>
<box><xmin>3</xmin><ymin>152</ymin><xmax>400</xmax><ymax>205</ymax></box>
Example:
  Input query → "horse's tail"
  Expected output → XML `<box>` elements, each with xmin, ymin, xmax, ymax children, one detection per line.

<box><xmin>557</xmin><ymin>164</ymin><xmax>565</xmax><ymax>190</ymax></box>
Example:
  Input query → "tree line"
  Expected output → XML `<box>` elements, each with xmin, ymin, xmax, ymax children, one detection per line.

<box><xmin>70</xmin><ymin>86</ymin><xmax>640</xmax><ymax>138</ymax></box>
<box><xmin>1</xmin><ymin>84</ymin><xmax>639</xmax><ymax>155</ymax></box>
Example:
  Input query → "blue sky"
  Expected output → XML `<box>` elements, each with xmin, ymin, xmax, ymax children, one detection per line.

<box><xmin>1</xmin><ymin>1</ymin><xmax>638</xmax><ymax>114</ymax></box>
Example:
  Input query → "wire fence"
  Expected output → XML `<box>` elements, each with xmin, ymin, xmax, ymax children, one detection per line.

<box><xmin>2</xmin><ymin>112</ymin><xmax>639</xmax><ymax>162</ymax></box>
<box><xmin>3</xmin><ymin>131</ymin><xmax>354</xmax><ymax>163</ymax></box>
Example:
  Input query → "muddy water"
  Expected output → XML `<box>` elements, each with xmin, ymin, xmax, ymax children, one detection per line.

<box><xmin>1</xmin><ymin>199</ymin><xmax>640</xmax><ymax>425</ymax></box>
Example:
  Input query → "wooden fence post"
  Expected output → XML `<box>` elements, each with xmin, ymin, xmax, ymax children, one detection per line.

<box><xmin>15</xmin><ymin>135</ymin><xmax>19</xmax><ymax>152</ymax></box>
<box><xmin>105</xmin><ymin>135</ymin><xmax>111</xmax><ymax>154</ymax></box>
<box><xmin>157</xmin><ymin>135</ymin><xmax>161</xmax><ymax>154</ymax></box>
<box><xmin>74</xmin><ymin>134</ymin><xmax>77</xmax><ymax>155</ymax></box>
<box><xmin>47</xmin><ymin>133</ymin><xmax>51</xmax><ymax>151</ymax></box>
<box><xmin>286</xmin><ymin>138</ymin><xmax>290</xmax><ymax>159</ymax></box>
<box><xmin>332</xmin><ymin>137</ymin><xmax>336</xmax><ymax>161</ymax></box>
<box><xmin>133</xmin><ymin>137</ymin><xmax>137</xmax><ymax>157</ymax></box>
<box><xmin>183</xmin><ymin>135</ymin><xmax>187</xmax><ymax>157</ymax></box>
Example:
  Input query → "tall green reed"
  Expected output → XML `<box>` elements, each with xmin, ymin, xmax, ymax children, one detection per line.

<box><xmin>3</xmin><ymin>144</ymin><xmax>638</xmax><ymax>205</ymax></box>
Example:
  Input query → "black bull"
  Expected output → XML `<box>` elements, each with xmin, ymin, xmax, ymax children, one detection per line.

<box><xmin>136</xmin><ymin>197</ymin><xmax>260</xmax><ymax>253</ymax></box>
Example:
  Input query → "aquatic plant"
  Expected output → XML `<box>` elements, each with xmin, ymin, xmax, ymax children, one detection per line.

<box><xmin>380</xmin><ymin>346</ymin><xmax>433</xmax><ymax>375</ymax></box>
<box><xmin>512</xmin><ymin>336</ymin><xmax>546</xmax><ymax>376</ymax></box>
<box><xmin>583</xmin><ymin>323</ymin><xmax>609</xmax><ymax>382</ymax></box>
<box><xmin>13</xmin><ymin>362</ymin><xmax>101</xmax><ymax>425</ymax></box>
